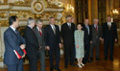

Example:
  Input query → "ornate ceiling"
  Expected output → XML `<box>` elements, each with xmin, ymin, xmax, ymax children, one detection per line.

<box><xmin>0</xmin><ymin>0</ymin><xmax>64</xmax><ymax>26</ymax></box>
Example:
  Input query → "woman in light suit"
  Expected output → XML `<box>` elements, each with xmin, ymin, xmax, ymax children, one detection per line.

<box><xmin>74</xmin><ymin>23</ymin><xmax>85</xmax><ymax>68</ymax></box>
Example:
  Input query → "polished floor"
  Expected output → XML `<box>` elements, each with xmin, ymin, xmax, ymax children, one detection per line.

<box><xmin>0</xmin><ymin>44</ymin><xmax>120</xmax><ymax>71</ymax></box>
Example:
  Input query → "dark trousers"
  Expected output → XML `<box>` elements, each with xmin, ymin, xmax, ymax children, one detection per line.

<box><xmin>64</xmin><ymin>43</ymin><xmax>74</xmax><ymax>66</ymax></box>
<box><xmin>90</xmin><ymin>40</ymin><xmax>100</xmax><ymax>59</ymax></box>
<box><xmin>7</xmin><ymin>59</ymin><xmax>23</xmax><ymax>71</ymax></box>
<box><xmin>84</xmin><ymin>43</ymin><xmax>90</xmax><ymax>61</ymax></box>
<box><xmin>104</xmin><ymin>40</ymin><xmax>114</xmax><ymax>59</ymax></box>
<box><xmin>28</xmin><ymin>54</ymin><xmax>38</xmax><ymax>71</ymax></box>
<box><xmin>38</xmin><ymin>51</ymin><xmax>45</xmax><ymax>71</ymax></box>
<box><xmin>48</xmin><ymin>46</ymin><xmax>60</xmax><ymax>69</ymax></box>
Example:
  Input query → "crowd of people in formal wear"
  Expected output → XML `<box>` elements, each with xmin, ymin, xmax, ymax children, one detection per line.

<box><xmin>3</xmin><ymin>15</ymin><xmax>118</xmax><ymax>71</ymax></box>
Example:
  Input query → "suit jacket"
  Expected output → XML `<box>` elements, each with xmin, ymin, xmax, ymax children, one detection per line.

<box><xmin>24</xmin><ymin>26</ymin><xmax>39</xmax><ymax>57</ymax></box>
<box><xmin>4</xmin><ymin>27</ymin><xmax>25</xmax><ymax>65</ymax></box>
<box><xmin>44</xmin><ymin>25</ymin><xmax>61</xmax><ymax>48</ymax></box>
<box><xmin>83</xmin><ymin>25</ymin><xmax>92</xmax><ymax>45</ymax></box>
<box><xmin>102</xmin><ymin>22</ymin><xmax>118</xmax><ymax>41</ymax></box>
<box><xmin>91</xmin><ymin>24</ymin><xmax>102</xmax><ymax>43</ymax></box>
<box><xmin>61</xmin><ymin>23</ymin><xmax>76</xmax><ymax>46</ymax></box>
<box><xmin>33</xmin><ymin>27</ymin><xmax>45</xmax><ymax>52</ymax></box>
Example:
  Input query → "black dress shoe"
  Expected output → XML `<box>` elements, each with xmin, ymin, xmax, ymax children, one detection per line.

<box><xmin>110</xmin><ymin>58</ymin><xmax>113</xmax><ymax>61</ymax></box>
<box><xmin>105</xmin><ymin>58</ymin><xmax>108</xmax><ymax>60</ymax></box>
<box><xmin>70</xmin><ymin>64</ymin><xmax>76</xmax><ymax>67</ymax></box>
<box><xmin>65</xmin><ymin>65</ymin><xmax>68</xmax><ymax>69</ymax></box>
<box><xmin>50</xmin><ymin>68</ymin><xmax>54</xmax><ymax>71</ymax></box>
<box><xmin>82</xmin><ymin>60</ymin><xmax>86</xmax><ymax>64</ymax></box>
<box><xmin>96</xmin><ymin>58</ymin><xmax>100</xmax><ymax>61</ymax></box>
<box><xmin>90</xmin><ymin>58</ymin><xmax>93</xmax><ymax>61</ymax></box>
<box><xmin>86</xmin><ymin>60</ymin><xmax>91</xmax><ymax>63</ymax></box>
<box><xmin>55</xmin><ymin>69</ymin><xmax>61</xmax><ymax>71</ymax></box>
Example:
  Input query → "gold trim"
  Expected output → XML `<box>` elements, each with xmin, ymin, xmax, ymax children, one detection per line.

<box><xmin>0</xmin><ymin>4</ymin><xmax>31</xmax><ymax>7</ymax></box>
<box><xmin>33</xmin><ymin>1</ymin><xmax>44</xmax><ymax>12</ymax></box>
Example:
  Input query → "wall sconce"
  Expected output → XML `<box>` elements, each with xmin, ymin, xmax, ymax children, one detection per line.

<box><xmin>112</xmin><ymin>9</ymin><xmax>119</xmax><ymax>15</ymax></box>
<box><xmin>65</xmin><ymin>4</ymin><xmax>74</xmax><ymax>13</ymax></box>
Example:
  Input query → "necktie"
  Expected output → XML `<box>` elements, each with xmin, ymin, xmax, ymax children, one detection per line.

<box><xmin>68</xmin><ymin>23</ymin><xmax>71</xmax><ymax>29</ymax></box>
<box><xmin>96</xmin><ymin>25</ymin><xmax>98</xmax><ymax>31</ymax></box>
<box><xmin>53</xmin><ymin>25</ymin><xmax>56</xmax><ymax>34</ymax></box>
<box><xmin>15</xmin><ymin>30</ymin><xmax>20</xmax><ymax>39</ymax></box>
<box><xmin>108</xmin><ymin>23</ymin><xmax>111</xmax><ymax>30</ymax></box>
<box><xmin>39</xmin><ymin>29</ymin><xmax>42</xmax><ymax>36</ymax></box>
<box><xmin>86</xmin><ymin>25</ymin><xmax>89</xmax><ymax>34</ymax></box>
<box><xmin>15</xmin><ymin>30</ymin><xmax>19</xmax><ymax>35</ymax></box>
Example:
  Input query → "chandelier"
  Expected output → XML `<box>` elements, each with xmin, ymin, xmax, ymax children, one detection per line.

<box><xmin>65</xmin><ymin>4</ymin><xmax>74</xmax><ymax>13</ymax></box>
<box><xmin>112</xmin><ymin>9</ymin><xmax>119</xmax><ymax>15</ymax></box>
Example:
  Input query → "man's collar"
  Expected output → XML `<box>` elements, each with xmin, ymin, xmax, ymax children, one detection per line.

<box><xmin>28</xmin><ymin>25</ymin><xmax>32</xmax><ymax>29</ymax></box>
<box><xmin>10</xmin><ymin>26</ymin><xmax>16</xmax><ymax>32</ymax></box>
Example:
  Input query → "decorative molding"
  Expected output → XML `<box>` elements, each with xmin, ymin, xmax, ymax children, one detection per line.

<box><xmin>31</xmin><ymin>0</ymin><xmax>45</xmax><ymax>14</ymax></box>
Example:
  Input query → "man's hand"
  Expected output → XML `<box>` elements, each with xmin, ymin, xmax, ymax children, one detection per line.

<box><xmin>22</xmin><ymin>53</ymin><xmax>25</xmax><ymax>58</ymax></box>
<box><xmin>115</xmin><ymin>38</ymin><xmax>118</xmax><ymax>43</ymax></box>
<box><xmin>46</xmin><ymin>46</ymin><xmax>50</xmax><ymax>50</ymax></box>
<box><xmin>99</xmin><ymin>37</ymin><xmax>102</xmax><ymax>41</ymax></box>
<box><xmin>20</xmin><ymin>44</ymin><xmax>26</xmax><ymax>49</ymax></box>
<box><xmin>90</xmin><ymin>41</ymin><xmax>92</xmax><ymax>44</ymax></box>
<box><xmin>101</xmin><ymin>38</ymin><xmax>104</xmax><ymax>44</ymax></box>
<box><xmin>59</xmin><ymin>43</ymin><xmax>62</xmax><ymax>48</ymax></box>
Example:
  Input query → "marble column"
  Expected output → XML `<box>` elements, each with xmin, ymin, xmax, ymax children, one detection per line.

<box><xmin>0</xmin><ymin>27</ymin><xmax>8</xmax><ymax>67</ymax></box>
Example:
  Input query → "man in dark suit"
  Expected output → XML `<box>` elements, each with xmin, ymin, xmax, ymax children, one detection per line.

<box><xmin>102</xmin><ymin>16</ymin><xmax>118</xmax><ymax>61</ymax></box>
<box><xmin>90</xmin><ymin>19</ymin><xmax>102</xmax><ymax>61</ymax></box>
<box><xmin>61</xmin><ymin>15</ymin><xmax>76</xmax><ymax>68</ymax></box>
<box><xmin>4</xmin><ymin>16</ymin><xmax>26</xmax><ymax>71</ymax></box>
<box><xmin>83</xmin><ymin>19</ymin><xmax>91</xmax><ymax>63</ymax></box>
<box><xmin>33</xmin><ymin>19</ymin><xmax>46</xmax><ymax>71</ymax></box>
<box><xmin>24</xmin><ymin>18</ymin><xmax>39</xmax><ymax>71</ymax></box>
<box><xmin>45</xmin><ymin>17</ymin><xmax>62</xmax><ymax>71</ymax></box>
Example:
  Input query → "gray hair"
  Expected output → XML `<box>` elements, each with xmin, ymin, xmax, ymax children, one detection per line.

<box><xmin>27</xmin><ymin>17</ymin><xmax>35</xmax><ymax>25</ymax></box>
<box><xmin>36</xmin><ymin>18</ymin><xmax>43</xmax><ymax>24</ymax></box>
<box><xmin>93</xmin><ymin>19</ymin><xmax>98</xmax><ymax>22</ymax></box>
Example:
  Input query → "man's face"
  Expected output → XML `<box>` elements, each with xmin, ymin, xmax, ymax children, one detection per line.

<box><xmin>94</xmin><ymin>19</ymin><xmax>98</xmax><ymax>25</ymax></box>
<box><xmin>107</xmin><ymin>17</ymin><xmax>111</xmax><ymax>22</ymax></box>
<box><xmin>37</xmin><ymin>22</ymin><xmax>43</xmax><ymax>29</ymax></box>
<box><xmin>50</xmin><ymin>18</ymin><xmax>55</xmax><ymax>25</ymax></box>
<box><xmin>14</xmin><ymin>18</ymin><xmax>19</xmax><ymax>28</ymax></box>
<box><xmin>32</xmin><ymin>21</ymin><xmax>36</xmax><ymax>27</ymax></box>
<box><xmin>67</xmin><ymin>17</ymin><xmax>72</xmax><ymax>23</ymax></box>
<box><xmin>84</xmin><ymin>19</ymin><xmax>89</xmax><ymax>25</ymax></box>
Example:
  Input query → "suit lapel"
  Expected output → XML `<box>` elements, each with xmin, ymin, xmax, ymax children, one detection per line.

<box><xmin>106</xmin><ymin>22</ymin><xmax>112</xmax><ymax>30</ymax></box>
<box><xmin>49</xmin><ymin>25</ymin><xmax>56</xmax><ymax>35</ymax></box>
<box><xmin>9</xmin><ymin>27</ymin><xmax>20</xmax><ymax>39</ymax></box>
<box><xmin>35</xmin><ymin>27</ymin><xmax>43</xmax><ymax>39</ymax></box>
<box><xmin>9</xmin><ymin>28</ymin><xmax>21</xmax><ymax>44</ymax></box>
<box><xmin>65</xmin><ymin>23</ymin><xmax>71</xmax><ymax>30</ymax></box>
<box><xmin>41</xmin><ymin>28</ymin><xmax>44</xmax><ymax>37</ymax></box>
<box><xmin>110</xmin><ymin>23</ymin><xmax>113</xmax><ymax>30</ymax></box>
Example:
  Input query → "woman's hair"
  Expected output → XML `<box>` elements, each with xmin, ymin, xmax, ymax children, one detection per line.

<box><xmin>77</xmin><ymin>23</ymin><xmax>83</xmax><ymax>27</ymax></box>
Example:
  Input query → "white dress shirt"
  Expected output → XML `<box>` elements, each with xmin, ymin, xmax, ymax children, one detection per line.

<box><xmin>10</xmin><ymin>26</ymin><xmax>16</xmax><ymax>33</ymax></box>
<box><xmin>50</xmin><ymin>24</ymin><xmax>56</xmax><ymax>34</ymax></box>
<box><xmin>107</xmin><ymin>22</ymin><xmax>111</xmax><ymax>27</ymax></box>
<box><xmin>67</xmin><ymin>23</ymin><xmax>71</xmax><ymax>27</ymax></box>
<box><xmin>37</xmin><ymin>26</ymin><xmax>42</xmax><ymax>33</ymax></box>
